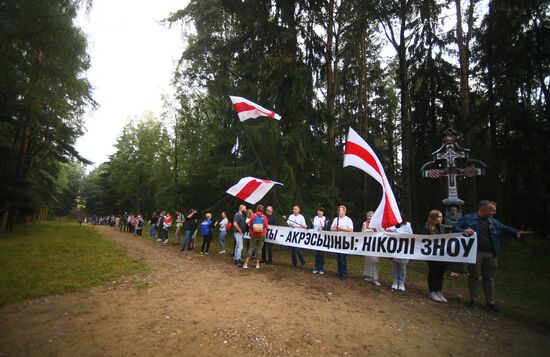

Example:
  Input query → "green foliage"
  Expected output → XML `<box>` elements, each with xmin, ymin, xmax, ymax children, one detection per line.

<box><xmin>84</xmin><ymin>0</ymin><xmax>549</xmax><ymax>234</ymax></box>
<box><xmin>81</xmin><ymin>112</ymin><xmax>176</xmax><ymax>215</ymax></box>
<box><xmin>0</xmin><ymin>0</ymin><xmax>95</xmax><ymax>229</ymax></box>
<box><xmin>0</xmin><ymin>222</ymin><xmax>146</xmax><ymax>306</ymax></box>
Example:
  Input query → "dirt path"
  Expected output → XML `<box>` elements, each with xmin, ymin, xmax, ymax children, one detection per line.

<box><xmin>1</xmin><ymin>226</ymin><xmax>548</xmax><ymax>356</ymax></box>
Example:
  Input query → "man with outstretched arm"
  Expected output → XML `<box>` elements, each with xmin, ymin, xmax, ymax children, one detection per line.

<box><xmin>453</xmin><ymin>200</ymin><xmax>532</xmax><ymax>312</ymax></box>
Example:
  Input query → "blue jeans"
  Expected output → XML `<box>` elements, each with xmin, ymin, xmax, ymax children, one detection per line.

<box><xmin>149</xmin><ymin>225</ymin><xmax>156</xmax><ymax>238</ymax></box>
<box><xmin>392</xmin><ymin>260</ymin><xmax>408</xmax><ymax>284</ymax></box>
<box><xmin>337</xmin><ymin>254</ymin><xmax>347</xmax><ymax>278</ymax></box>
<box><xmin>291</xmin><ymin>247</ymin><xmax>305</xmax><ymax>267</ymax></box>
<box><xmin>219</xmin><ymin>230</ymin><xmax>227</xmax><ymax>250</ymax></box>
<box><xmin>234</xmin><ymin>232</ymin><xmax>243</xmax><ymax>261</ymax></box>
<box><xmin>181</xmin><ymin>229</ymin><xmax>194</xmax><ymax>250</ymax></box>
<box><xmin>314</xmin><ymin>251</ymin><xmax>325</xmax><ymax>272</ymax></box>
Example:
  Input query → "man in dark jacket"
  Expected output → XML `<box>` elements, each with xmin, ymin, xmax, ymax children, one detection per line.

<box><xmin>261</xmin><ymin>205</ymin><xmax>277</xmax><ymax>264</ymax></box>
<box><xmin>453</xmin><ymin>200</ymin><xmax>532</xmax><ymax>312</ymax></box>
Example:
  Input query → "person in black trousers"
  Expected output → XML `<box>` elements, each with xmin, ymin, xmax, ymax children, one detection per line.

<box><xmin>261</xmin><ymin>206</ymin><xmax>277</xmax><ymax>264</ymax></box>
<box><xmin>422</xmin><ymin>210</ymin><xmax>448</xmax><ymax>302</ymax></box>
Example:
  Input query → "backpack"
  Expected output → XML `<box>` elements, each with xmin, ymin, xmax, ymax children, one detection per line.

<box><xmin>225</xmin><ymin>221</ymin><xmax>232</xmax><ymax>231</ymax></box>
<box><xmin>200</xmin><ymin>220</ymin><xmax>211</xmax><ymax>236</ymax></box>
<box><xmin>252</xmin><ymin>214</ymin><xmax>265</xmax><ymax>233</ymax></box>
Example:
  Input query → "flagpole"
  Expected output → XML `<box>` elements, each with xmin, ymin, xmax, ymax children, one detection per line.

<box><xmin>239</xmin><ymin>123</ymin><xmax>285</xmax><ymax>213</ymax></box>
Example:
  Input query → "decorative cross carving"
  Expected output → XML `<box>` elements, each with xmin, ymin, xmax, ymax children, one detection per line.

<box><xmin>421</xmin><ymin>128</ymin><xmax>488</xmax><ymax>207</ymax></box>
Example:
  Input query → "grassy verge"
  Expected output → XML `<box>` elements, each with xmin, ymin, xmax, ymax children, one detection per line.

<box><xmin>0</xmin><ymin>221</ymin><xmax>146</xmax><ymax>306</ymax></box>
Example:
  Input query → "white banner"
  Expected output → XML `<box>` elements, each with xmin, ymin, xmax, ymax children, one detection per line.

<box><xmin>262</xmin><ymin>225</ymin><xmax>477</xmax><ymax>263</ymax></box>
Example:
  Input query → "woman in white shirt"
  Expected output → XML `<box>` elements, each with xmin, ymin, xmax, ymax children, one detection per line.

<box><xmin>217</xmin><ymin>211</ymin><xmax>228</xmax><ymax>254</ymax></box>
<box><xmin>387</xmin><ymin>218</ymin><xmax>412</xmax><ymax>292</ymax></box>
<box><xmin>362</xmin><ymin>211</ymin><xmax>381</xmax><ymax>286</ymax></box>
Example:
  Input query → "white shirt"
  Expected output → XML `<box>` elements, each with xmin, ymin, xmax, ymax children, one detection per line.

<box><xmin>387</xmin><ymin>222</ymin><xmax>413</xmax><ymax>234</ymax></box>
<box><xmin>219</xmin><ymin>218</ymin><xmax>228</xmax><ymax>231</ymax></box>
<box><xmin>362</xmin><ymin>220</ymin><xmax>377</xmax><ymax>232</ymax></box>
<box><xmin>287</xmin><ymin>214</ymin><xmax>306</xmax><ymax>228</ymax></box>
<box><xmin>387</xmin><ymin>222</ymin><xmax>412</xmax><ymax>263</ymax></box>
<box><xmin>331</xmin><ymin>215</ymin><xmax>354</xmax><ymax>231</ymax></box>
<box><xmin>313</xmin><ymin>216</ymin><xmax>327</xmax><ymax>230</ymax></box>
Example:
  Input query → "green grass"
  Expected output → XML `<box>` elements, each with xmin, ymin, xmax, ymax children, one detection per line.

<box><xmin>0</xmin><ymin>221</ymin><xmax>147</xmax><ymax>306</ymax></box>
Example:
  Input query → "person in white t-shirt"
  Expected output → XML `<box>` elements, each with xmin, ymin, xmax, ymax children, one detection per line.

<box><xmin>286</xmin><ymin>205</ymin><xmax>307</xmax><ymax>268</ymax></box>
<box><xmin>312</xmin><ymin>207</ymin><xmax>330</xmax><ymax>274</ymax></box>
<box><xmin>387</xmin><ymin>218</ymin><xmax>412</xmax><ymax>292</ymax></box>
<box><xmin>331</xmin><ymin>205</ymin><xmax>354</xmax><ymax>280</ymax></box>
<box><xmin>217</xmin><ymin>211</ymin><xmax>228</xmax><ymax>254</ymax></box>
<box><xmin>362</xmin><ymin>211</ymin><xmax>382</xmax><ymax>286</ymax></box>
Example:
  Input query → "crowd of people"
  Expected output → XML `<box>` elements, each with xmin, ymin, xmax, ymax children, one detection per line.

<box><xmin>95</xmin><ymin>200</ymin><xmax>530</xmax><ymax>313</ymax></box>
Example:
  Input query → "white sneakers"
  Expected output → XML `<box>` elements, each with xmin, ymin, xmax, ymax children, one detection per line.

<box><xmin>392</xmin><ymin>282</ymin><xmax>405</xmax><ymax>291</ymax></box>
<box><xmin>219</xmin><ymin>250</ymin><xmax>226</xmax><ymax>254</ymax></box>
<box><xmin>242</xmin><ymin>263</ymin><xmax>248</xmax><ymax>269</ymax></box>
<box><xmin>312</xmin><ymin>270</ymin><xmax>319</xmax><ymax>274</ymax></box>
<box><xmin>162</xmin><ymin>239</ymin><xmax>169</xmax><ymax>244</ymax></box>
<box><xmin>365</xmin><ymin>277</ymin><xmax>382</xmax><ymax>287</ymax></box>
<box><xmin>429</xmin><ymin>291</ymin><xmax>448</xmax><ymax>302</ymax></box>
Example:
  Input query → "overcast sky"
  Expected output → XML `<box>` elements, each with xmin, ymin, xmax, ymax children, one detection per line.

<box><xmin>75</xmin><ymin>0</ymin><xmax>188</xmax><ymax>168</ymax></box>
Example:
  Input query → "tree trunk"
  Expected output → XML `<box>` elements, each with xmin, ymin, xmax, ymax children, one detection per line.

<box><xmin>456</xmin><ymin>0</ymin><xmax>480</xmax><ymax>208</ymax></box>
<box><xmin>326</xmin><ymin>0</ymin><xmax>336</xmax><ymax>191</ymax></box>
<box><xmin>456</xmin><ymin>0</ymin><xmax>471</xmax><ymax>125</ymax></box>
<box><xmin>398</xmin><ymin>0</ymin><xmax>413</xmax><ymax>220</ymax></box>
<box><xmin>359</xmin><ymin>30</ymin><xmax>370</xmax><ymax>210</ymax></box>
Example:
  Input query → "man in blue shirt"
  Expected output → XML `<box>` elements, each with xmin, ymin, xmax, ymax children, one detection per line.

<box><xmin>453</xmin><ymin>200</ymin><xmax>531</xmax><ymax>312</ymax></box>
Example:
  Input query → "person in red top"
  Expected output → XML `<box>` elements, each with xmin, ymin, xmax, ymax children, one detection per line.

<box><xmin>243</xmin><ymin>204</ymin><xmax>269</xmax><ymax>270</ymax></box>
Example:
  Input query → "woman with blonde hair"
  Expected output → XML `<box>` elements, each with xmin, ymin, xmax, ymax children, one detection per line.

<box><xmin>421</xmin><ymin>210</ymin><xmax>448</xmax><ymax>302</ymax></box>
<box><xmin>200</xmin><ymin>213</ymin><xmax>215</xmax><ymax>255</ymax></box>
<box><xmin>362</xmin><ymin>211</ymin><xmax>381</xmax><ymax>286</ymax></box>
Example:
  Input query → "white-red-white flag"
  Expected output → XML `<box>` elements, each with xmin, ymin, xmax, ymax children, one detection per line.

<box><xmin>343</xmin><ymin>127</ymin><xmax>402</xmax><ymax>229</ymax></box>
<box><xmin>226</xmin><ymin>177</ymin><xmax>283</xmax><ymax>204</ymax></box>
<box><xmin>229</xmin><ymin>96</ymin><xmax>281</xmax><ymax>121</ymax></box>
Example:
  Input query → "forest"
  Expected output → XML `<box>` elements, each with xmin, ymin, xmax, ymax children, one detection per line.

<box><xmin>1</xmin><ymin>0</ymin><xmax>549</xmax><ymax>233</ymax></box>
